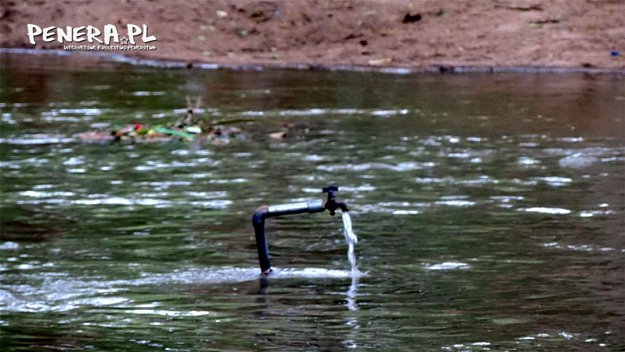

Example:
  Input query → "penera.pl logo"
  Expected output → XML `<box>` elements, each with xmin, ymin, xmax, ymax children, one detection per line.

<box><xmin>27</xmin><ymin>24</ymin><xmax>157</xmax><ymax>51</ymax></box>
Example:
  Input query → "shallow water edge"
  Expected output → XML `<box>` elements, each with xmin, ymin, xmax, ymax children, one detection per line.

<box><xmin>2</xmin><ymin>48</ymin><xmax>624</xmax><ymax>75</ymax></box>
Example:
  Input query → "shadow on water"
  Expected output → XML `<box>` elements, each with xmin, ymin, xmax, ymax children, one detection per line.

<box><xmin>1</xmin><ymin>53</ymin><xmax>624</xmax><ymax>351</ymax></box>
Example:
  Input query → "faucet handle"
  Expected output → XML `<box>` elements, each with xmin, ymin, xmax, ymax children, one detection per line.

<box><xmin>322</xmin><ymin>185</ymin><xmax>339</xmax><ymax>194</ymax></box>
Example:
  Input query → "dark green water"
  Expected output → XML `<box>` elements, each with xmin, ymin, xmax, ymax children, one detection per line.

<box><xmin>1</xmin><ymin>53</ymin><xmax>624</xmax><ymax>351</ymax></box>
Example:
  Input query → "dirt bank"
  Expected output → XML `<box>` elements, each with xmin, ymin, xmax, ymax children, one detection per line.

<box><xmin>1</xmin><ymin>0</ymin><xmax>624</xmax><ymax>71</ymax></box>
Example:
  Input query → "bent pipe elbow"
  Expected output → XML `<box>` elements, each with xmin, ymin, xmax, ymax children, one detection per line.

<box><xmin>252</xmin><ymin>200</ymin><xmax>327</xmax><ymax>275</ymax></box>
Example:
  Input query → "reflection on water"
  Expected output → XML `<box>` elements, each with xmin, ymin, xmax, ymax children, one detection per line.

<box><xmin>1</xmin><ymin>53</ymin><xmax>624</xmax><ymax>351</ymax></box>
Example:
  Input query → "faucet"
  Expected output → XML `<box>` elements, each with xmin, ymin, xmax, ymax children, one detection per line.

<box><xmin>322</xmin><ymin>185</ymin><xmax>349</xmax><ymax>216</ymax></box>
<box><xmin>252</xmin><ymin>185</ymin><xmax>349</xmax><ymax>275</ymax></box>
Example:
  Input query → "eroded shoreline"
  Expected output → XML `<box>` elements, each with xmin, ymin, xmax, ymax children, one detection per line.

<box><xmin>2</xmin><ymin>48</ymin><xmax>624</xmax><ymax>75</ymax></box>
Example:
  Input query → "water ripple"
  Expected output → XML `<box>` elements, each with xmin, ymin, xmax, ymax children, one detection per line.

<box><xmin>318</xmin><ymin>161</ymin><xmax>434</xmax><ymax>172</ymax></box>
<box><xmin>0</xmin><ymin>266</ymin><xmax>360</xmax><ymax>313</ymax></box>
<box><xmin>520</xmin><ymin>207</ymin><xmax>572</xmax><ymax>215</ymax></box>
<box><xmin>0</xmin><ymin>135</ymin><xmax>75</xmax><ymax>145</ymax></box>
<box><xmin>425</xmin><ymin>262</ymin><xmax>470</xmax><ymax>270</ymax></box>
<box><xmin>17</xmin><ymin>195</ymin><xmax>232</xmax><ymax>209</ymax></box>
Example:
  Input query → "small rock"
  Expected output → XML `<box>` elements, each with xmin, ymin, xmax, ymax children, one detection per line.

<box><xmin>402</xmin><ymin>13</ymin><xmax>422</xmax><ymax>23</ymax></box>
<box><xmin>216</xmin><ymin>10</ymin><xmax>228</xmax><ymax>18</ymax></box>
<box><xmin>368</xmin><ymin>58</ymin><xmax>393</xmax><ymax>66</ymax></box>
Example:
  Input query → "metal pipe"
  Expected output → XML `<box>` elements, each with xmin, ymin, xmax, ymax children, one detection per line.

<box><xmin>267</xmin><ymin>199</ymin><xmax>325</xmax><ymax>217</ymax></box>
<box><xmin>252</xmin><ymin>200</ymin><xmax>325</xmax><ymax>274</ymax></box>
<box><xmin>252</xmin><ymin>186</ymin><xmax>348</xmax><ymax>275</ymax></box>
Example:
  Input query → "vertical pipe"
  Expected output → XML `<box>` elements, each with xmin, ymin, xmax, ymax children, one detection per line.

<box><xmin>252</xmin><ymin>207</ymin><xmax>271</xmax><ymax>274</ymax></box>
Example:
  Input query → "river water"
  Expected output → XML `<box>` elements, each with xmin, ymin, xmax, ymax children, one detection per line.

<box><xmin>1</xmin><ymin>53</ymin><xmax>624</xmax><ymax>351</ymax></box>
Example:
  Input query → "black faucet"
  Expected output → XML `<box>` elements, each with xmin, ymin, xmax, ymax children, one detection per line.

<box><xmin>323</xmin><ymin>185</ymin><xmax>349</xmax><ymax>216</ymax></box>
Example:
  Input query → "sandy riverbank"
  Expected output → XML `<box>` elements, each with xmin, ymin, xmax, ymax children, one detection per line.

<box><xmin>1</xmin><ymin>0</ymin><xmax>624</xmax><ymax>71</ymax></box>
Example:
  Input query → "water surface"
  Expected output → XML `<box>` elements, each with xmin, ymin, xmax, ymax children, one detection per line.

<box><xmin>1</xmin><ymin>53</ymin><xmax>624</xmax><ymax>351</ymax></box>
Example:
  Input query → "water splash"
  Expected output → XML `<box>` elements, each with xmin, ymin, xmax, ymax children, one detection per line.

<box><xmin>0</xmin><ymin>266</ymin><xmax>359</xmax><ymax>313</ymax></box>
<box><xmin>341</xmin><ymin>212</ymin><xmax>359</xmax><ymax>275</ymax></box>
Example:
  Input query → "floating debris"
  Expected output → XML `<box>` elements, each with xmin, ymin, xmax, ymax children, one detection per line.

<box><xmin>74</xmin><ymin>96</ymin><xmax>246</xmax><ymax>145</ymax></box>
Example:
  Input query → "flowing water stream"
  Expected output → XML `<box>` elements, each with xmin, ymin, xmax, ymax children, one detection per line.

<box><xmin>341</xmin><ymin>212</ymin><xmax>359</xmax><ymax>275</ymax></box>
<box><xmin>1</xmin><ymin>52</ymin><xmax>624</xmax><ymax>351</ymax></box>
